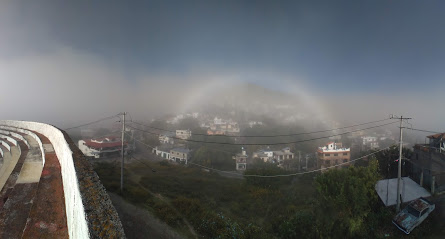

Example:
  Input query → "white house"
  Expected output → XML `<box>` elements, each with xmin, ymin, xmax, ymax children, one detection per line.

<box><xmin>78</xmin><ymin>136</ymin><xmax>128</xmax><ymax>159</ymax></box>
<box><xmin>152</xmin><ymin>146</ymin><xmax>172</xmax><ymax>159</ymax></box>
<box><xmin>170</xmin><ymin>148</ymin><xmax>191</xmax><ymax>164</ymax></box>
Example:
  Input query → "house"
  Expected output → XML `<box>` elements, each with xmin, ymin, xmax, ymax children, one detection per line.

<box><xmin>408</xmin><ymin>133</ymin><xmax>445</xmax><ymax>194</ymax></box>
<box><xmin>205</xmin><ymin>117</ymin><xmax>240</xmax><ymax>135</ymax></box>
<box><xmin>253</xmin><ymin>148</ymin><xmax>274</xmax><ymax>162</ymax></box>
<box><xmin>273</xmin><ymin>147</ymin><xmax>294</xmax><ymax>164</ymax></box>
<box><xmin>248</xmin><ymin>121</ymin><xmax>263</xmax><ymax>128</ymax></box>
<box><xmin>207</xmin><ymin>129</ymin><xmax>225</xmax><ymax>135</ymax></box>
<box><xmin>317</xmin><ymin>142</ymin><xmax>351</xmax><ymax>168</ymax></box>
<box><xmin>362</xmin><ymin>136</ymin><xmax>379</xmax><ymax>150</ymax></box>
<box><xmin>233</xmin><ymin>147</ymin><xmax>248</xmax><ymax>171</ymax></box>
<box><xmin>152</xmin><ymin>145</ymin><xmax>172</xmax><ymax>159</ymax></box>
<box><xmin>159</xmin><ymin>132</ymin><xmax>175</xmax><ymax>144</ymax></box>
<box><xmin>170</xmin><ymin>147</ymin><xmax>191</xmax><ymax>164</ymax></box>
<box><xmin>176</xmin><ymin>129</ymin><xmax>192</xmax><ymax>140</ymax></box>
<box><xmin>78</xmin><ymin>136</ymin><xmax>128</xmax><ymax>159</ymax></box>
<box><xmin>253</xmin><ymin>147</ymin><xmax>293</xmax><ymax>164</ymax></box>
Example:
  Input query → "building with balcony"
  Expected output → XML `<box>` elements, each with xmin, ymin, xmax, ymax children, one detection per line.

<box><xmin>170</xmin><ymin>147</ymin><xmax>190</xmax><ymax>164</ymax></box>
<box><xmin>317</xmin><ymin>142</ymin><xmax>350</xmax><ymax>168</ymax></box>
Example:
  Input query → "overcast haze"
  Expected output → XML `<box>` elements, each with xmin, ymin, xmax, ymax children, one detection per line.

<box><xmin>1</xmin><ymin>0</ymin><xmax>444</xmax><ymax>131</ymax></box>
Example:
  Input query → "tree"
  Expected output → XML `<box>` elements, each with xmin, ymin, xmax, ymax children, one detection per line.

<box><xmin>192</xmin><ymin>146</ymin><xmax>236</xmax><ymax>170</ymax></box>
<box><xmin>278</xmin><ymin>211</ymin><xmax>316</xmax><ymax>239</ymax></box>
<box><xmin>314</xmin><ymin>160</ymin><xmax>381</xmax><ymax>238</ymax></box>
<box><xmin>373</xmin><ymin>146</ymin><xmax>413</xmax><ymax>179</ymax></box>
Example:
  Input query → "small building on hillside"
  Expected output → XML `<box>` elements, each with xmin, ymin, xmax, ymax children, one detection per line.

<box><xmin>252</xmin><ymin>147</ymin><xmax>294</xmax><ymax>164</ymax></box>
<box><xmin>207</xmin><ymin>129</ymin><xmax>225</xmax><ymax>135</ymax></box>
<box><xmin>362</xmin><ymin>136</ymin><xmax>379</xmax><ymax>150</ymax></box>
<box><xmin>152</xmin><ymin>145</ymin><xmax>173</xmax><ymax>160</ymax></box>
<box><xmin>317</xmin><ymin>142</ymin><xmax>351</xmax><ymax>168</ymax></box>
<box><xmin>170</xmin><ymin>147</ymin><xmax>191</xmax><ymax>164</ymax></box>
<box><xmin>176</xmin><ymin>129</ymin><xmax>192</xmax><ymax>140</ymax></box>
<box><xmin>233</xmin><ymin>147</ymin><xmax>248</xmax><ymax>171</ymax></box>
<box><xmin>273</xmin><ymin>147</ymin><xmax>294</xmax><ymax>164</ymax></box>
<box><xmin>159</xmin><ymin>132</ymin><xmax>175</xmax><ymax>144</ymax></box>
<box><xmin>78</xmin><ymin>136</ymin><xmax>128</xmax><ymax>159</ymax></box>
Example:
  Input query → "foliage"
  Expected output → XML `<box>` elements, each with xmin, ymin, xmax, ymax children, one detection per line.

<box><xmin>314</xmin><ymin>160</ymin><xmax>381</xmax><ymax>238</ymax></box>
<box><xmin>191</xmin><ymin>146</ymin><xmax>236</xmax><ymax>170</ymax></box>
<box><xmin>244</xmin><ymin>161</ymin><xmax>294</xmax><ymax>188</ymax></box>
<box><xmin>278</xmin><ymin>211</ymin><xmax>316</xmax><ymax>239</ymax></box>
<box><xmin>371</xmin><ymin>146</ymin><xmax>413</xmax><ymax>178</ymax></box>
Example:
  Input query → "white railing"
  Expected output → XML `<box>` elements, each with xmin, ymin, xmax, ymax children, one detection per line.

<box><xmin>0</xmin><ymin>133</ymin><xmax>18</xmax><ymax>146</ymax></box>
<box><xmin>0</xmin><ymin>126</ymin><xmax>45</xmax><ymax>166</ymax></box>
<box><xmin>1</xmin><ymin>140</ymin><xmax>11</xmax><ymax>152</ymax></box>
<box><xmin>0</xmin><ymin>121</ymin><xmax>90</xmax><ymax>239</ymax></box>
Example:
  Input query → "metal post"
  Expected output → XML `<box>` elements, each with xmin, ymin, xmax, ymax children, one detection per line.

<box><xmin>298</xmin><ymin>151</ymin><xmax>301</xmax><ymax>171</ymax></box>
<box><xmin>120</xmin><ymin>112</ymin><xmax>126</xmax><ymax>192</ymax></box>
<box><xmin>396</xmin><ymin>116</ymin><xmax>403</xmax><ymax>212</ymax></box>
<box><xmin>420</xmin><ymin>170</ymin><xmax>424</xmax><ymax>187</ymax></box>
<box><xmin>431</xmin><ymin>176</ymin><xmax>436</xmax><ymax>194</ymax></box>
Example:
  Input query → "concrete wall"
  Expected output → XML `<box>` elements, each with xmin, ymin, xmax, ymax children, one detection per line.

<box><xmin>0</xmin><ymin>121</ymin><xmax>89</xmax><ymax>239</ymax></box>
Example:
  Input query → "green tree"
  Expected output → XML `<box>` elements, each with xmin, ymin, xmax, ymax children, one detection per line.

<box><xmin>278</xmin><ymin>211</ymin><xmax>316</xmax><ymax>239</ymax></box>
<box><xmin>314</xmin><ymin>160</ymin><xmax>381</xmax><ymax>238</ymax></box>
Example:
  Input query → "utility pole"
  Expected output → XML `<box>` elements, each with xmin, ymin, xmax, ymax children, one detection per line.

<box><xmin>391</xmin><ymin>115</ymin><xmax>411</xmax><ymax>212</ymax></box>
<box><xmin>298</xmin><ymin>151</ymin><xmax>301</xmax><ymax>171</ymax></box>
<box><xmin>120</xmin><ymin>112</ymin><xmax>126</xmax><ymax>193</ymax></box>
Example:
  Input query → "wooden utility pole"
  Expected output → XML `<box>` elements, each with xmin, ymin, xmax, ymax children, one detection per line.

<box><xmin>391</xmin><ymin>115</ymin><xmax>411</xmax><ymax>212</ymax></box>
<box><xmin>120</xmin><ymin>112</ymin><xmax>126</xmax><ymax>192</ymax></box>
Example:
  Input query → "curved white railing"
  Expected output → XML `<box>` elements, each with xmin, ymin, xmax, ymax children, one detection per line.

<box><xmin>0</xmin><ymin>134</ymin><xmax>18</xmax><ymax>146</ymax></box>
<box><xmin>0</xmin><ymin>140</ymin><xmax>11</xmax><ymax>152</ymax></box>
<box><xmin>2</xmin><ymin>129</ymin><xmax>31</xmax><ymax>149</ymax></box>
<box><xmin>0</xmin><ymin>126</ymin><xmax>44</xmax><ymax>166</ymax></box>
<box><xmin>0</xmin><ymin>121</ymin><xmax>90</xmax><ymax>239</ymax></box>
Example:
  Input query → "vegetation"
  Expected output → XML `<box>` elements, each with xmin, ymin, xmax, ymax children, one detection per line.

<box><xmin>94</xmin><ymin>147</ymin><xmax>437</xmax><ymax>239</ymax></box>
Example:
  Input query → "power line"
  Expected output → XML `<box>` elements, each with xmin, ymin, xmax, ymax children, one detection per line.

<box><xmin>130</xmin><ymin>117</ymin><xmax>393</xmax><ymax>138</ymax></box>
<box><xmin>133</xmin><ymin>137</ymin><xmax>156</xmax><ymax>149</ymax></box>
<box><xmin>126</xmin><ymin>121</ymin><xmax>398</xmax><ymax>146</ymax></box>
<box><xmin>188</xmin><ymin>145</ymin><xmax>395</xmax><ymax>178</ymax></box>
<box><xmin>128</xmin><ymin>154</ymin><xmax>156</xmax><ymax>172</ymax></box>
<box><xmin>406</xmin><ymin>127</ymin><xmax>442</xmax><ymax>134</ymax></box>
<box><xmin>64</xmin><ymin>114</ymin><xmax>120</xmax><ymax>130</ymax></box>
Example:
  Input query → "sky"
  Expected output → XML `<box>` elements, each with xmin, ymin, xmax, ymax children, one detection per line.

<box><xmin>0</xmin><ymin>0</ymin><xmax>444</xmax><ymax>131</ymax></box>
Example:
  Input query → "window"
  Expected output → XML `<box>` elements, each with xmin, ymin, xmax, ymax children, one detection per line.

<box><xmin>343</xmin><ymin>159</ymin><xmax>347</xmax><ymax>163</ymax></box>
<box><xmin>334</xmin><ymin>154</ymin><xmax>338</xmax><ymax>156</ymax></box>
<box><xmin>343</xmin><ymin>153</ymin><xmax>348</xmax><ymax>156</ymax></box>
<box><xmin>325</xmin><ymin>154</ymin><xmax>330</xmax><ymax>156</ymax></box>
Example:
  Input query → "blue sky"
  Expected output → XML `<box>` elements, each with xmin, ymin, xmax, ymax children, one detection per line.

<box><xmin>1</xmin><ymin>0</ymin><xmax>444</xmax><ymax>129</ymax></box>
